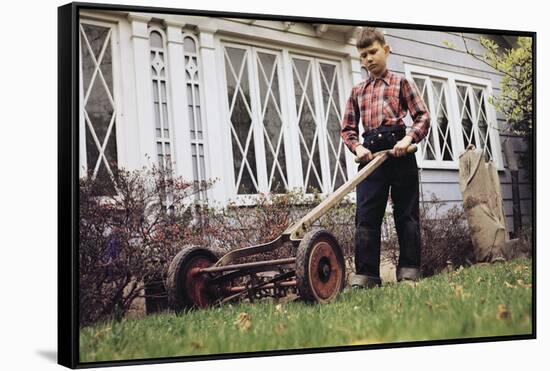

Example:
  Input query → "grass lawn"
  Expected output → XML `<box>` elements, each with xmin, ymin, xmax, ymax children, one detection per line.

<box><xmin>79</xmin><ymin>258</ymin><xmax>533</xmax><ymax>363</ymax></box>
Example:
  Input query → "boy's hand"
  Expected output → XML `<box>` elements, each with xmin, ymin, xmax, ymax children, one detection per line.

<box><xmin>392</xmin><ymin>135</ymin><xmax>414</xmax><ymax>157</ymax></box>
<box><xmin>354</xmin><ymin>145</ymin><xmax>373</xmax><ymax>163</ymax></box>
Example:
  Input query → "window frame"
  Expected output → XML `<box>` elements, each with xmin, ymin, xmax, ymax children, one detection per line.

<box><xmin>218</xmin><ymin>41</ymin><xmax>290</xmax><ymax>199</ymax></box>
<box><xmin>408</xmin><ymin>73</ymin><xmax>459</xmax><ymax>169</ymax></box>
<box><xmin>289</xmin><ymin>54</ymin><xmax>349</xmax><ymax>194</ymax></box>
<box><xmin>78</xmin><ymin>17</ymin><xmax>126</xmax><ymax>182</ymax></box>
<box><xmin>404</xmin><ymin>63</ymin><xmax>504</xmax><ymax>170</ymax></box>
<box><xmin>148</xmin><ymin>25</ymin><xmax>177</xmax><ymax>171</ymax></box>
<box><xmin>216</xmin><ymin>36</ymin><xmax>351</xmax><ymax>203</ymax></box>
<box><xmin>182</xmin><ymin>31</ymin><xmax>209</xmax><ymax>200</ymax></box>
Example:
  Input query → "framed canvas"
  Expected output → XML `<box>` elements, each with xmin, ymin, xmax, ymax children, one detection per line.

<box><xmin>58</xmin><ymin>1</ymin><xmax>536</xmax><ymax>368</ymax></box>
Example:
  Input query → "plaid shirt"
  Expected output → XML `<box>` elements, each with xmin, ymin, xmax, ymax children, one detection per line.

<box><xmin>341</xmin><ymin>69</ymin><xmax>430</xmax><ymax>154</ymax></box>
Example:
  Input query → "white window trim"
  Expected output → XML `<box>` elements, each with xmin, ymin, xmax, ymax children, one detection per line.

<box><xmin>78</xmin><ymin>17</ymin><xmax>127</xmax><ymax>180</ymax></box>
<box><xmin>148</xmin><ymin>26</ymin><xmax>177</xmax><ymax>169</ymax></box>
<box><xmin>290</xmin><ymin>53</ymin><xmax>326</xmax><ymax>193</ymax></box>
<box><xmin>404</xmin><ymin>63</ymin><xmax>504</xmax><ymax>171</ymax></box>
<box><xmin>78</xmin><ymin>14</ymin><xmax>216</xmax><ymax>206</ymax></box>
<box><xmin>407</xmin><ymin>73</ymin><xmax>460</xmax><ymax>169</ymax></box>
<box><xmin>318</xmin><ymin>56</ymin><xmax>348</xmax><ymax>193</ymax></box>
<box><xmin>182</xmin><ymin>31</ymin><xmax>210</xmax><ymax>201</ymax></box>
<box><xmin>219</xmin><ymin>41</ymin><xmax>296</xmax><ymax>202</ymax></box>
<box><xmin>215</xmin><ymin>36</ymin><xmax>351</xmax><ymax>205</ymax></box>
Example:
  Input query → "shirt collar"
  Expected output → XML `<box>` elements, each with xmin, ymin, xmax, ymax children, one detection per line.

<box><xmin>366</xmin><ymin>69</ymin><xmax>391</xmax><ymax>86</ymax></box>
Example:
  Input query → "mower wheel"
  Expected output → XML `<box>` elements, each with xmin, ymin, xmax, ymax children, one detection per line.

<box><xmin>166</xmin><ymin>246</ymin><xmax>219</xmax><ymax>312</ymax></box>
<box><xmin>295</xmin><ymin>229</ymin><xmax>346</xmax><ymax>303</ymax></box>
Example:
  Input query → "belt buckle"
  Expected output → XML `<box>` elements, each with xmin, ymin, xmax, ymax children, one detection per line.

<box><xmin>373</xmin><ymin>126</ymin><xmax>387</xmax><ymax>140</ymax></box>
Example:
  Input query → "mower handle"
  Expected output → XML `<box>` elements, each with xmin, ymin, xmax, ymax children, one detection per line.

<box><xmin>354</xmin><ymin>144</ymin><xmax>418</xmax><ymax>163</ymax></box>
<box><xmin>284</xmin><ymin>144</ymin><xmax>417</xmax><ymax>240</ymax></box>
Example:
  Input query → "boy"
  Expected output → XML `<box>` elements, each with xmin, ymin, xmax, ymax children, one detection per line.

<box><xmin>340</xmin><ymin>28</ymin><xmax>430</xmax><ymax>288</ymax></box>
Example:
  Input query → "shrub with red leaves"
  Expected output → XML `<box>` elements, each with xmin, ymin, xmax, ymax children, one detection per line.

<box><xmin>79</xmin><ymin>164</ymin><xmax>212</xmax><ymax>326</ymax></box>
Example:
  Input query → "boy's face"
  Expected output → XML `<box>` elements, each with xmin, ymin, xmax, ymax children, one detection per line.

<box><xmin>358</xmin><ymin>41</ymin><xmax>390</xmax><ymax>78</ymax></box>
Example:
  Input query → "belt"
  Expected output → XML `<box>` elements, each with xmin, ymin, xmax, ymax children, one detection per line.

<box><xmin>363</xmin><ymin>124</ymin><xmax>405</xmax><ymax>139</ymax></box>
<box><xmin>362</xmin><ymin>125</ymin><xmax>406</xmax><ymax>152</ymax></box>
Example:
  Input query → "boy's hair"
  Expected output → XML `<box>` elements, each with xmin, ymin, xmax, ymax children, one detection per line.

<box><xmin>356</xmin><ymin>27</ymin><xmax>386</xmax><ymax>49</ymax></box>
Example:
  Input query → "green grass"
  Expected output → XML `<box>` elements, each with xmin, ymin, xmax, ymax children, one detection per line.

<box><xmin>79</xmin><ymin>258</ymin><xmax>533</xmax><ymax>363</ymax></box>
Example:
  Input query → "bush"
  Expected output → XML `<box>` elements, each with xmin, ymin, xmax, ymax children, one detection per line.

<box><xmin>185</xmin><ymin>190</ymin><xmax>307</xmax><ymax>263</ymax></box>
<box><xmin>80</xmin><ymin>167</ymin><xmax>475</xmax><ymax>325</ymax></box>
<box><xmin>196</xmin><ymin>191</ymin><xmax>357</xmax><ymax>264</ymax></box>
<box><xmin>419</xmin><ymin>196</ymin><xmax>475</xmax><ymax>275</ymax></box>
<box><xmin>187</xmin><ymin>191</ymin><xmax>474</xmax><ymax>277</ymax></box>
<box><xmin>380</xmin><ymin>194</ymin><xmax>475</xmax><ymax>276</ymax></box>
<box><xmin>78</xmin><ymin>164</ymin><xmax>211</xmax><ymax>326</ymax></box>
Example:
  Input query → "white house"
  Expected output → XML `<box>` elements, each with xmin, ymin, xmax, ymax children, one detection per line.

<box><xmin>78</xmin><ymin>9</ymin><xmax>532</xmax><ymax>236</ymax></box>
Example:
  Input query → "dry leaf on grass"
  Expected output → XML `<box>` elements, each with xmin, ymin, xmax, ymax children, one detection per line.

<box><xmin>275</xmin><ymin>304</ymin><xmax>288</xmax><ymax>314</ymax></box>
<box><xmin>455</xmin><ymin>285</ymin><xmax>464</xmax><ymax>298</ymax></box>
<box><xmin>275</xmin><ymin>323</ymin><xmax>287</xmax><ymax>334</ymax></box>
<box><xmin>452</xmin><ymin>266</ymin><xmax>465</xmax><ymax>276</ymax></box>
<box><xmin>93</xmin><ymin>327</ymin><xmax>111</xmax><ymax>340</ymax></box>
<box><xmin>453</xmin><ymin>284</ymin><xmax>471</xmax><ymax>299</ymax></box>
<box><xmin>190</xmin><ymin>341</ymin><xmax>203</xmax><ymax>350</ymax></box>
<box><xmin>234</xmin><ymin>312</ymin><xmax>252</xmax><ymax>332</ymax></box>
<box><xmin>278</xmin><ymin>293</ymin><xmax>299</xmax><ymax>304</ymax></box>
<box><xmin>496</xmin><ymin>304</ymin><xmax>510</xmax><ymax>320</ymax></box>
<box><xmin>505</xmin><ymin>281</ymin><xmax>517</xmax><ymax>289</ymax></box>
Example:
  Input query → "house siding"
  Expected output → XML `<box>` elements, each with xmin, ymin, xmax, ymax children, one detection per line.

<box><xmin>383</xmin><ymin>27</ymin><xmax>532</xmax><ymax>232</ymax></box>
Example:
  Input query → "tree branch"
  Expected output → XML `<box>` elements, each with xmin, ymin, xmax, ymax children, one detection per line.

<box><xmin>460</xmin><ymin>34</ymin><xmax>518</xmax><ymax>80</ymax></box>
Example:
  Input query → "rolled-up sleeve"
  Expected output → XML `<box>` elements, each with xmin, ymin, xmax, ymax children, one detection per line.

<box><xmin>341</xmin><ymin>87</ymin><xmax>361</xmax><ymax>154</ymax></box>
<box><xmin>402</xmin><ymin>78</ymin><xmax>430</xmax><ymax>144</ymax></box>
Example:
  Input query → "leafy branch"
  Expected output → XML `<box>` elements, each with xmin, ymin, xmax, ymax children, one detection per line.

<box><xmin>447</xmin><ymin>34</ymin><xmax>533</xmax><ymax>136</ymax></box>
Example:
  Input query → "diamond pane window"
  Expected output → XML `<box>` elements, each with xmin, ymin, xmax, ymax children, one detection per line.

<box><xmin>290</xmin><ymin>57</ymin><xmax>348</xmax><ymax>193</ymax></box>
<box><xmin>456</xmin><ymin>84</ymin><xmax>477</xmax><ymax>150</ymax></box>
<box><xmin>80</xmin><ymin>22</ymin><xmax>118</xmax><ymax>194</ymax></box>
<box><xmin>183</xmin><ymin>33</ymin><xmax>207</xmax><ymax>200</ymax></box>
<box><xmin>411</xmin><ymin>74</ymin><xmax>454</xmax><ymax>163</ymax></box>
<box><xmin>221</xmin><ymin>45</ymin><xmax>349</xmax><ymax>197</ymax></box>
<box><xmin>223</xmin><ymin>45</ymin><xmax>293</xmax><ymax>195</ymax></box>
<box><xmin>150</xmin><ymin>29</ymin><xmax>173</xmax><ymax>170</ymax></box>
<box><xmin>319</xmin><ymin>62</ymin><xmax>347</xmax><ymax>190</ymax></box>
<box><xmin>413</xmin><ymin>76</ymin><xmax>436</xmax><ymax>161</ymax></box>
<box><xmin>406</xmin><ymin>66</ymin><xmax>501</xmax><ymax>169</ymax></box>
<box><xmin>473</xmin><ymin>87</ymin><xmax>493</xmax><ymax>161</ymax></box>
<box><xmin>292</xmin><ymin>57</ymin><xmax>323</xmax><ymax>193</ymax></box>
<box><xmin>456</xmin><ymin>83</ymin><xmax>495</xmax><ymax>161</ymax></box>
<box><xmin>256</xmin><ymin>52</ymin><xmax>288</xmax><ymax>193</ymax></box>
<box><xmin>224</xmin><ymin>46</ymin><xmax>258</xmax><ymax>194</ymax></box>
<box><xmin>432</xmin><ymin>80</ymin><xmax>453</xmax><ymax>161</ymax></box>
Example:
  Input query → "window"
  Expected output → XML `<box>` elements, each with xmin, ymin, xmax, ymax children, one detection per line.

<box><xmin>223</xmin><ymin>44</ymin><xmax>289</xmax><ymax>195</ymax></box>
<box><xmin>149</xmin><ymin>27</ymin><xmax>174</xmax><ymax>170</ymax></box>
<box><xmin>456</xmin><ymin>82</ymin><xmax>494</xmax><ymax>162</ymax></box>
<box><xmin>411</xmin><ymin>75</ymin><xmax>454</xmax><ymax>163</ymax></box>
<box><xmin>183</xmin><ymin>32</ymin><xmax>208</xmax><ymax>200</ymax></box>
<box><xmin>79</xmin><ymin>21</ymin><xmax>119</xmax><ymax>194</ymax></box>
<box><xmin>291</xmin><ymin>56</ymin><xmax>347</xmax><ymax>193</ymax></box>
<box><xmin>405</xmin><ymin>65</ymin><xmax>502</xmax><ymax>169</ymax></box>
<box><xmin>221</xmin><ymin>42</ymin><xmax>348</xmax><ymax>197</ymax></box>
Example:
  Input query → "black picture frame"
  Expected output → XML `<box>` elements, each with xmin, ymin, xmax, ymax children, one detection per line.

<box><xmin>58</xmin><ymin>2</ymin><xmax>536</xmax><ymax>369</ymax></box>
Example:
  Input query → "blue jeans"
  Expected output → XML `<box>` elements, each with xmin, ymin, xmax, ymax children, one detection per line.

<box><xmin>354</xmin><ymin>133</ymin><xmax>421</xmax><ymax>279</ymax></box>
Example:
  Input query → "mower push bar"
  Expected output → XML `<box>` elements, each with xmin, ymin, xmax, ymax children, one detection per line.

<box><xmin>213</xmin><ymin>144</ymin><xmax>417</xmax><ymax>267</ymax></box>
